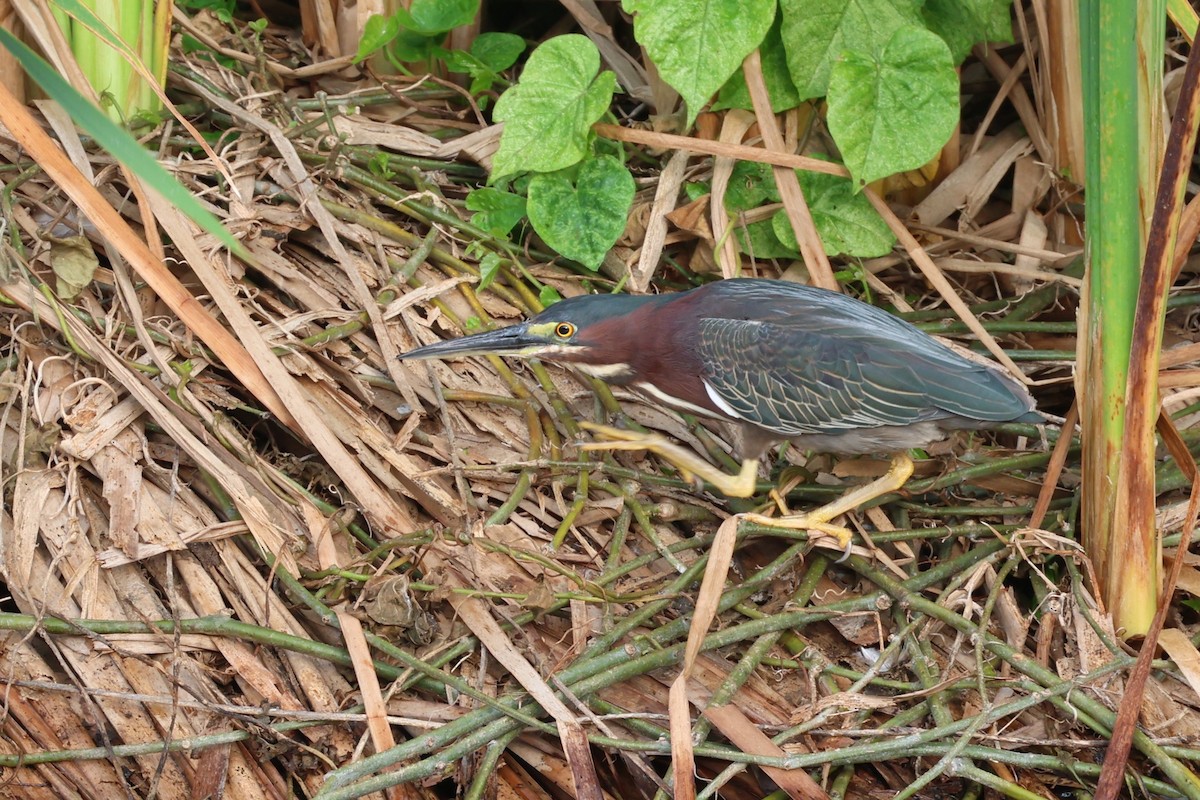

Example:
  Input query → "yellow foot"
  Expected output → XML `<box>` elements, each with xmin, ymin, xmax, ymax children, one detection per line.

<box><xmin>578</xmin><ymin>421</ymin><xmax>759</xmax><ymax>498</ymax></box>
<box><xmin>740</xmin><ymin>453</ymin><xmax>918</xmax><ymax>561</ymax></box>
<box><xmin>739</xmin><ymin>512</ymin><xmax>856</xmax><ymax>560</ymax></box>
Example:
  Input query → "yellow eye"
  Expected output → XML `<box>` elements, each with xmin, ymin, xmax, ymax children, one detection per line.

<box><xmin>555</xmin><ymin>322</ymin><xmax>575</xmax><ymax>339</ymax></box>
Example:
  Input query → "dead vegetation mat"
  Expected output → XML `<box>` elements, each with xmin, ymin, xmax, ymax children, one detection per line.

<box><xmin>0</xmin><ymin>12</ymin><xmax>1199</xmax><ymax>800</ymax></box>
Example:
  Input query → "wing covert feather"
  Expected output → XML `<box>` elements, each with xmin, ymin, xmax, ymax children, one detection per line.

<box><xmin>697</xmin><ymin>313</ymin><xmax>1029</xmax><ymax>437</ymax></box>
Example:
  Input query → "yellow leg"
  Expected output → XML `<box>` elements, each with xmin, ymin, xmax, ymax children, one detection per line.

<box><xmin>580</xmin><ymin>422</ymin><xmax>915</xmax><ymax>558</ymax></box>
<box><xmin>578</xmin><ymin>421</ymin><xmax>759</xmax><ymax>497</ymax></box>
<box><xmin>741</xmin><ymin>453</ymin><xmax>915</xmax><ymax>557</ymax></box>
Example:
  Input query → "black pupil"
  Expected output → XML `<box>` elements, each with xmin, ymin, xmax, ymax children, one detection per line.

<box><xmin>558</xmin><ymin>324</ymin><xmax>571</xmax><ymax>336</ymax></box>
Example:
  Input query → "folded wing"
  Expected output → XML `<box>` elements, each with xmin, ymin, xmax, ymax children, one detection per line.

<box><xmin>697</xmin><ymin>313</ymin><xmax>1033</xmax><ymax>437</ymax></box>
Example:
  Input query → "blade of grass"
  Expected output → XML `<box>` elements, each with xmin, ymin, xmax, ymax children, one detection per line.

<box><xmin>0</xmin><ymin>26</ymin><xmax>243</xmax><ymax>255</ymax></box>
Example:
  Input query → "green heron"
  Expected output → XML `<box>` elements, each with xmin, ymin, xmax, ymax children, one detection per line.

<box><xmin>401</xmin><ymin>279</ymin><xmax>1042</xmax><ymax>551</ymax></box>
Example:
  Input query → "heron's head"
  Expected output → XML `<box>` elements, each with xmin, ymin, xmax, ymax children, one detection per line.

<box><xmin>400</xmin><ymin>292</ymin><xmax>670</xmax><ymax>381</ymax></box>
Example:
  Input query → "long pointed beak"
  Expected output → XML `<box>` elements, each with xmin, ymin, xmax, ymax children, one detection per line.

<box><xmin>400</xmin><ymin>323</ymin><xmax>544</xmax><ymax>361</ymax></box>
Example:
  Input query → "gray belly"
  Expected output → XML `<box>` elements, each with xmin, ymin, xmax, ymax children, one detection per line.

<box><xmin>788</xmin><ymin>422</ymin><xmax>954</xmax><ymax>455</ymax></box>
<box><xmin>737</xmin><ymin>418</ymin><xmax>996</xmax><ymax>459</ymax></box>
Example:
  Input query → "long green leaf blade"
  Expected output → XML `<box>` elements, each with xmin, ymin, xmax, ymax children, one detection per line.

<box><xmin>0</xmin><ymin>26</ymin><xmax>245</xmax><ymax>257</ymax></box>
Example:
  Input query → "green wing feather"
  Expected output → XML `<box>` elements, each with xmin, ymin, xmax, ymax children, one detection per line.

<box><xmin>697</xmin><ymin>311</ymin><xmax>1035</xmax><ymax>437</ymax></box>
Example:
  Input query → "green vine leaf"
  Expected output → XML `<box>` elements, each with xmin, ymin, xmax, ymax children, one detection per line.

<box><xmin>354</xmin><ymin>14</ymin><xmax>400</xmax><ymax>63</ymax></box>
<box><xmin>469</xmin><ymin>32</ymin><xmax>525</xmax><ymax>71</ymax></box>
<box><xmin>779</xmin><ymin>0</ymin><xmax>923</xmax><ymax>101</ymax></box>
<box><xmin>442</xmin><ymin>32</ymin><xmax>525</xmax><ymax>96</ymax></box>
<box><xmin>725</xmin><ymin>160</ymin><xmax>894</xmax><ymax>258</ymax></box>
<box><xmin>477</xmin><ymin>252</ymin><xmax>503</xmax><ymax>291</ymax></box>
<box><xmin>826</xmin><ymin>26</ymin><xmax>958</xmax><ymax>188</ymax></box>
<box><xmin>492</xmin><ymin>35</ymin><xmax>616</xmax><ymax>180</ymax></box>
<box><xmin>623</xmin><ymin>0</ymin><xmax>774</xmax><ymax>126</ymax></box>
<box><xmin>714</xmin><ymin>15</ymin><xmax>800</xmax><ymax>113</ymax></box>
<box><xmin>773</xmin><ymin>171</ymin><xmax>896</xmax><ymax>257</ymax></box>
<box><xmin>526</xmin><ymin>156</ymin><xmax>635</xmax><ymax>270</ymax></box>
<box><xmin>397</xmin><ymin>0</ymin><xmax>478</xmax><ymax>35</ymax></box>
<box><xmin>466</xmin><ymin>187</ymin><xmax>527</xmax><ymax>237</ymax></box>
<box><xmin>922</xmin><ymin>0</ymin><xmax>1014</xmax><ymax>63</ymax></box>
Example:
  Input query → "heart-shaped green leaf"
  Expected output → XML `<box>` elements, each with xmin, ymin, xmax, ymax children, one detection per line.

<box><xmin>624</xmin><ymin>0</ymin><xmax>774</xmax><ymax>126</ymax></box>
<box><xmin>492</xmin><ymin>35</ymin><xmax>616</xmax><ymax>179</ymax></box>
<box><xmin>715</xmin><ymin>16</ymin><xmax>800</xmax><ymax>113</ymax></box>
<box><xmin>399</xmin><ymin>0</ymin><xmax>478</xmax><ymax>35</ymax></box>
<box><xmin>466</xmin><ymin>187</ymin><xmax>527</xmax><ymax>237</ymax></box>
<box><xmin>471</xmin><ymin>32</ymin><xmax>525</xmax><ymax>71</ymax></box>
<box><xmin>780</xmin><ymin>0</ymin><xmax>923</xmax><ymax>100</ymax></box>
<box><xmin>354</xmin><ymin>14</ymin><xmax>401</xmax><ymax>63</ymax></box>
<box><xmin>773</xmin><ymin>171</ymin><xmax>896</xmax><ymax>257</ymax></box>
<box><xmin>826</xmin><ymin>26</ymin><xmax>958</xmax><ymax>188</ymax></box>
<box><xmin>527</xmin><ymin>156</ymin><xmax>634</xmax><ymax>271</ymax></box>
<box><xmin>922</xmin><ymin>0</ymin><xmax>1013</xmax><ymax>63</ymax></box>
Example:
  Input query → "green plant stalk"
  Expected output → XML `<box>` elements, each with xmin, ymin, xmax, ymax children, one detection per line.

<box><xmin>317</xmin><ymin>542</ymin><xmax>1005</xmax><ymax>797</ymax></box>
<box><xmin>136</xmin><ymin>0</ymin><xmax>156</xmax><ymax>113</ymax></box>
<box><xmin>116</xmin><ymin>0</ymin><xmax>141</xmax><ymax>113</ymax></box>
<box><xmin>70</xmin><ymin>1</ymin><xmax>96</xmax><ymax>97</ymax></box>
<box><xmin>149</xmin><ymin>0</ymin><xmax>171</xmax><ymax>112</ymax></box>
<box><xmin>687</xmin><ymin>555</ymin><xmax>838</xmax><ymax>798</ymax></box>
<box><xmin>1077</xmin><ymin>0</ymin><xmax>1160</xmax><ymax>635</ymax></box>
<box><xmin>58</xmin><ymin>0</ymin><xmax>169</xmax><ymax>122</ymax></box>
<box><xmin>85</xmin><ymin>0</ymin><xmax>126</xmax><ymax>119</ymax></box>
<box><xmin>7</xmin><ymin>540</ymin><xmax>1151</xmax><ymax>797</ymax></box>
